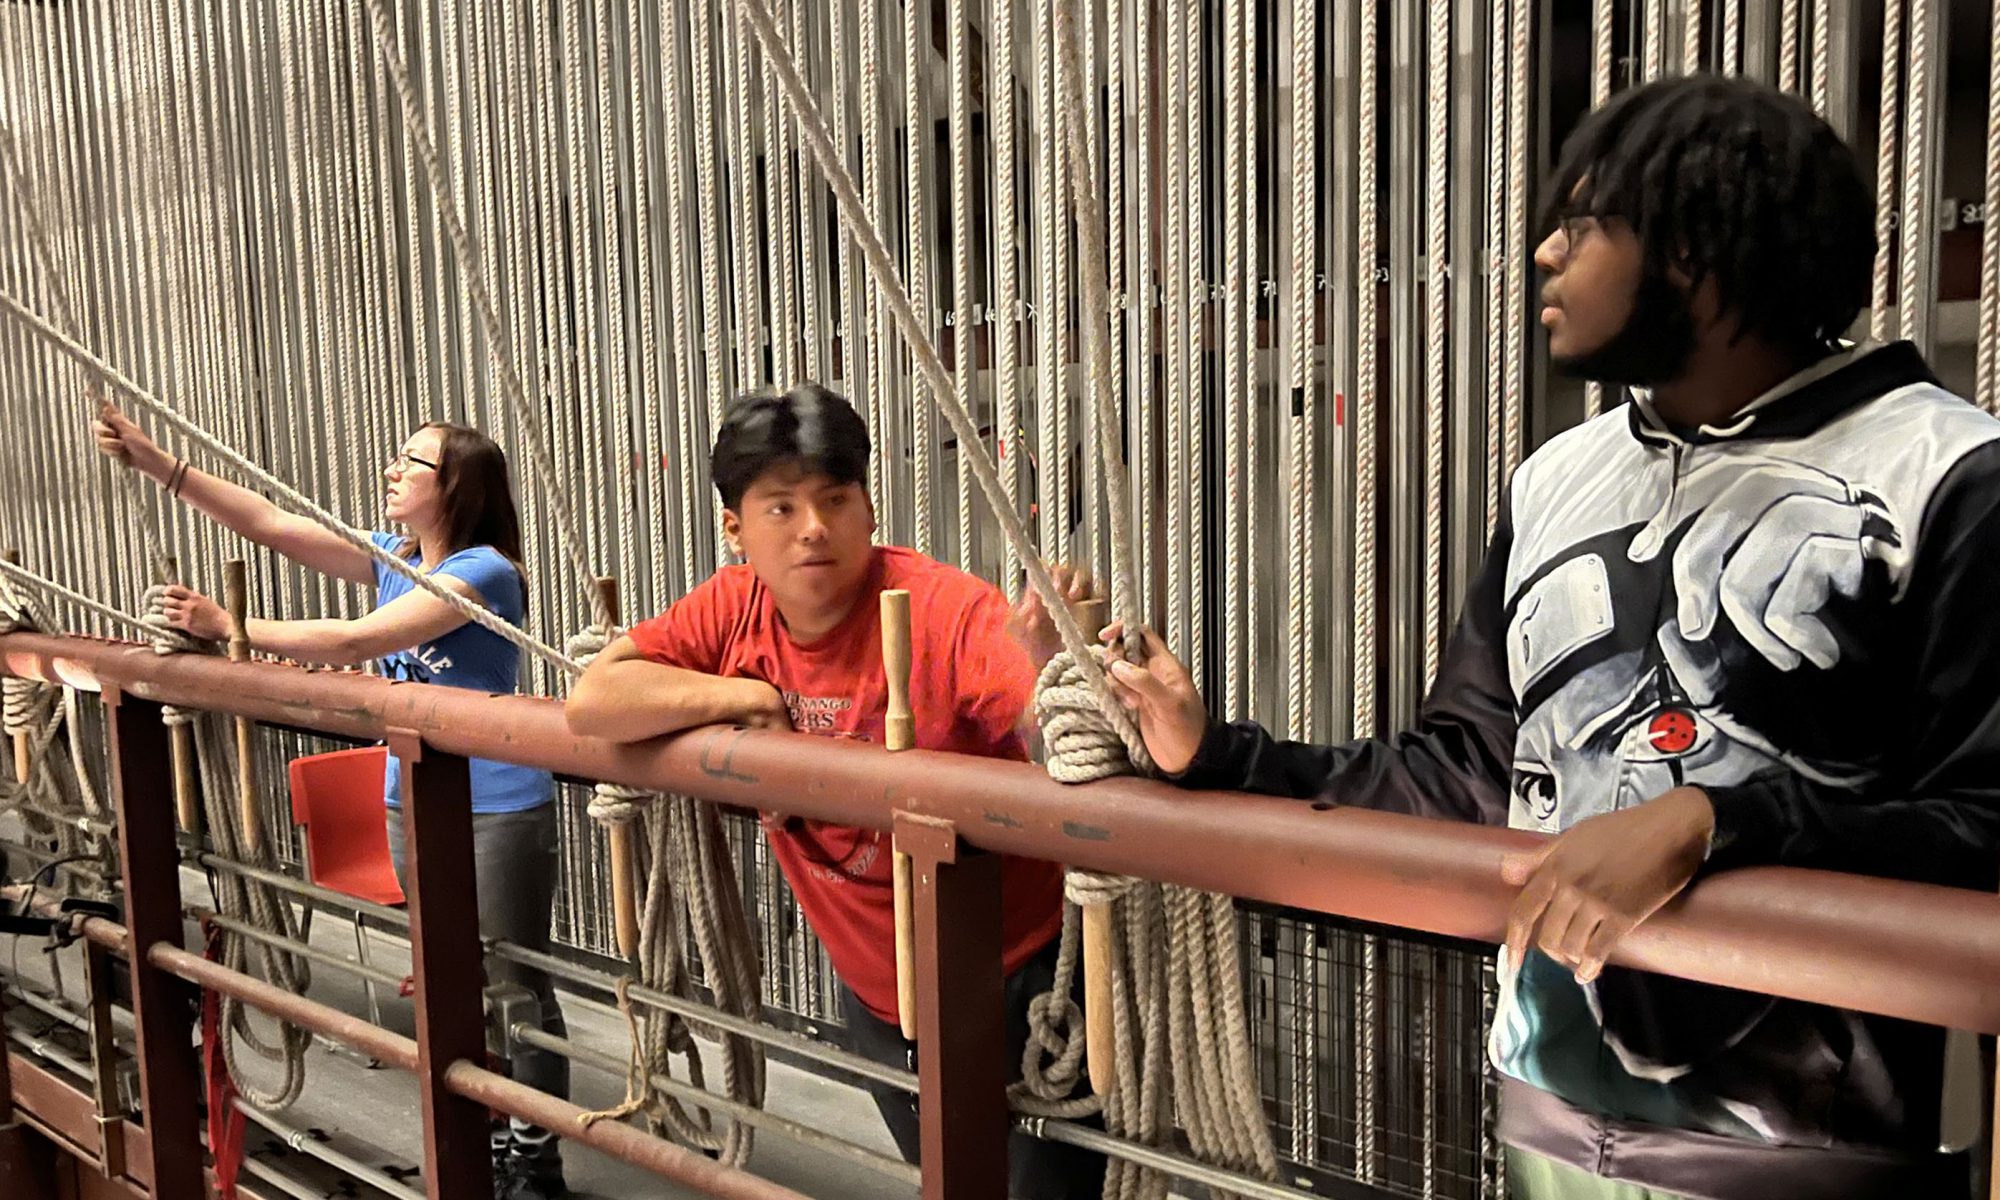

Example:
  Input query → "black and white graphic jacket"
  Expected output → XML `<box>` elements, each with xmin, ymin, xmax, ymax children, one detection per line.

<box><xmin>1179</xmin><ymin>342</ymin><xmax>2000</xmax><ymax>1198</ymax></box>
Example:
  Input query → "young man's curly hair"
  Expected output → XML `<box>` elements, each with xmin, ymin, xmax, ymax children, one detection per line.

<box><xmin>1544</xmin><ymin>75</ymin><xmax>1876</xmax><ymax>358</ymax></box>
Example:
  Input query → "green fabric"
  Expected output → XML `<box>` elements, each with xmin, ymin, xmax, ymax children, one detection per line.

<box><xmin>1507</xmin><ymin>1150</ymin><xmax>1692</xmax><ymax>1200</ymax></box>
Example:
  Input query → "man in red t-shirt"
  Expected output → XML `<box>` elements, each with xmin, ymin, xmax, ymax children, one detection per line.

<box><xmin>567</xmin><ymin>384</ymin><xmax>1102</xmax><ymax>1198</ymax></box>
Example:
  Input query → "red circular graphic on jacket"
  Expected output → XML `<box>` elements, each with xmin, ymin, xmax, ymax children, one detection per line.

<box><xmin>1648</xmin><ymin>709</ymin><xmax>1698</xmax><ymax>755</ymax></box>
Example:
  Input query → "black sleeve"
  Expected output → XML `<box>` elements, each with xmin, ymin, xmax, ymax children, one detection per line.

<box><xmin>1703</xmin><ymin>441</ymin><xmax>2000</xmax><ymax>888</ymax></box>
<box><xmin>1172</xmin><ymin>509</ymin><xmax>1519</xmax><ymax>826</ymax></box>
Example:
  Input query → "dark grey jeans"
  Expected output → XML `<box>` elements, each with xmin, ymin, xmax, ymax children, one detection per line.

<box><xmin>839</xmin><ymin>936</ymin><xmax>1106</xmax><ymax>1199</ymax></box>
<box><xmin>385</xmin><ymin>803</ymin><xmax>569</xmax><ymax>1101</ymax></box>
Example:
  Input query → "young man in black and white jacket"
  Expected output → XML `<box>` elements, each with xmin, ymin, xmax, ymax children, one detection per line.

<box><xmin>1102</xmin><ymin>76</ymin><xmax>2000</xmax><ymax>1200</ymax></box>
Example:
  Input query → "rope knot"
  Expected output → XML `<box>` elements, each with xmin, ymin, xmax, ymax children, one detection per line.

<box><xmin>139</xmin><ymin>584</ymin><xmax>199</xmax><ymax>656</ymax></box>
<box><xmin>587</xmin><ymin>782</ymin><xmax>654</xmax><ymax>826</ymax></box>
<box><xmin>1017</xmin><ymin>986</ymin><xmax>1089</xmax><ymax>1103</ymax></box>
<box><xmin>1063</xmin><ymin>869</ymin><xmax>1139</xmax><ymax>907</ymax></box>
<box><xmin>563</xmin><ymin>625</ymin><xmax>616</xmax><ymax>665</ymax></box>
<box><xmin>1034</xmin><ymin>646</ymin><xmax>1153</xmax><ymax>783</ymax></box>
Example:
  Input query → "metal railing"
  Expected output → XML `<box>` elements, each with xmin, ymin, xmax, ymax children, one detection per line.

<box><xmin>6</xmin><ymin>629</ymin><xmax>2000</xmax><ymax>1200</ymax></box>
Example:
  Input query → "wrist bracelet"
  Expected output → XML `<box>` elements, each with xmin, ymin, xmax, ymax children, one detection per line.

<box><xmin>166</xmin><ymin>458</ymin><xmax>190</xmax><ymax>497</ymax></box>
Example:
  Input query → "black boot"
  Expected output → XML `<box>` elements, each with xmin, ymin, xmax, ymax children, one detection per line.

<box><xmin>504</xmin><ymin>1121</ymin><xmax>567</xmax><ymax>1200</ymax></box>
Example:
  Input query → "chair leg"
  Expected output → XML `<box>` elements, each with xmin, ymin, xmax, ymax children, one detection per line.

<box><xmin>352</xmin><ymin>911</ymin><xmax>386</xmax><ymax>1068</ymax></box>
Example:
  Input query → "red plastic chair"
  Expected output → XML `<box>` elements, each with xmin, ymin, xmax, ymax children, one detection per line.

<box><xmin>287</xmin><ymin>747</ymin><xmax>406</xmax><ymax>1033</ymax></box>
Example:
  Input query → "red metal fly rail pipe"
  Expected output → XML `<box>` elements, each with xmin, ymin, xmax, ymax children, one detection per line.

<box><xmin>9</xmin><ymin>629</ymin><xmax>2000</xmax><ymax>1035</ymax></box>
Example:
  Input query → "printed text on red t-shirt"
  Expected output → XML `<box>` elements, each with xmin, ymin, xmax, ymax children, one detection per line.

<box><xmin>782</xmin><ymin>690</ymin><xmax>854</xmax><ymax>734</ymax></box>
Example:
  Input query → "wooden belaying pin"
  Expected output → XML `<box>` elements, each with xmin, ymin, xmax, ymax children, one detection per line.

<box><xmin>597</xmin><ymin>577</ymin><xmax>642</xmax><ymax>964</ymax></box>
<box><xmin>224</xmin><ymin>560</ymin><xmax>263</xmax><ymax>858</ymax></box>
<box><xmin>881</xmin><ymin>588</ymin><xmax>920</xmax><ymax>1041</ymax></box>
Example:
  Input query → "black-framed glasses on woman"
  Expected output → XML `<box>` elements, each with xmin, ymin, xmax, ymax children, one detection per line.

<box><xmin>389</xmin><ymin>450</ymin><xmax>441</xmax><ymax>473</ymax></box>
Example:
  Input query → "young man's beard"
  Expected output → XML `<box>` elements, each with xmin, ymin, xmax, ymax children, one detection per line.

<box><xmin>1551</xmin><ymin>272</ymin><xmax>1697</xmax><ymax>388</ymax></box>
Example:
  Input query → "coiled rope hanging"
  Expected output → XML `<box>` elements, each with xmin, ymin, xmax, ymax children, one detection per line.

<box><xmin>735</xmin><ymin>0</ymin><xmax>1278</xmax><ymax>1191</ymax></box>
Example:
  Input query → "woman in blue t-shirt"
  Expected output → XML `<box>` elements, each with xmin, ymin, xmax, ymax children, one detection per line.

<box><xmin>96</xmin><ymin>405</ymin><xmax>570</xmax><ymax>1198</ymax></box>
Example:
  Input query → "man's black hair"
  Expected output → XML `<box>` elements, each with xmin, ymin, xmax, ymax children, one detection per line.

<box><xmin>711</xmin><ymin>383</ymin><xmax>872</xmax><ymax>510</ymax></box>
<box><xmin>1544</xmin><ymin>74</ymin><xmax>1875</xmax><ymax>358</ymax></box>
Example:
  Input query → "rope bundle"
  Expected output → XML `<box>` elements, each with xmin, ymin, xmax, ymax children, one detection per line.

<box><xmin>563</xmin><ymin>628</ymin><xmax>766</xmax><ymax>1163</ymax></box>
<box><xmin>141</xmin><ymin>582</ymin><xmax>315</xmax><ymax>1111</ymax></box>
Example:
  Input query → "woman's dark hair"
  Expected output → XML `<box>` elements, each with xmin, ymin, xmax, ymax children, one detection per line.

<box><xmin>398</xmin><ymin>422</ymin><xmax>530</xmax><ymax>609</ymax></box>
<box><xmin>1544</xmin><ymin>74</ymin><xmax>1875</xmax><ymax>357</ymax></box>
<box><xmin>711</xmin><ymin>383</ymin><xmax>871</xmax><ymax>510</ymax></box>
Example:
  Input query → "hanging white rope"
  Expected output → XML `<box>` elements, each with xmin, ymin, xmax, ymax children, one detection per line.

<box><xmin>1684</xmin><ymin>0</ymin><xmax>1705</xmax><ymax>75</ymax></box>
<box><xmin>1422</xmin><ymin>0</ymin><xmax>1450</xmax><ymax>691</ymax></box>
<box><xmin>992</xmin><ymin>0</ymin><xmax>1026</xmax><ymax>598</ymax></box>
<box><xmin>0</xmin><ymin>124</ymin><xmax>177</xmax><ymax>590</ymax></box>
<box><xmin>1808</xmin><ymin>0</ymin><xmax>1831</xmax><ymax>115</ymax></box>
<box><xmin>1871</xmin><ymin>0</ymin><xmax>1903</xmax><ymax>342</ymax></box>
<box><xmin>1722</xmin><ymin>0</ymin><xmax>1743</xmax><ymax>75</ymax></box>
<box><xmin>1355</xmin><ymin>0</ymin><xmax>1382</xmax><ymax>740</ymax></box>
<box><xmin>1982</xmin><ymin>0</ymin><xmax>2000</xmax><ymax>412</ymax></box>
<box><xmin>741</xmin><ymin>0</ymin><xmax>1135</xmax><ymax>713</ymax></box>
<box><xmin>1584</xmin><ymin>0</ymin><xmax>1612</xmax><ymax>422</ymax></box>
<box><xmin>1286</xmin><ymin>0</ymin><xmax>1318</xmax><ymax>744</ymax></box>
<box><xmin>1897</xmin><ymin>0</ymin><xmax>1932</xmax><ymax>346</ymax></box>
<box><xmin>1778</xmin><ymin>0</ymin><xmax>1801</xmax><ymax>93</ymax></box>
<box><xmin>357</xmin><ymin>0</ymin><xmax>610</xmax><ymax>634</ymax></box>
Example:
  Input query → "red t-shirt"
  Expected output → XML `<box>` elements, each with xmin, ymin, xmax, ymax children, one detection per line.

<box><xmin>627</xmin><ymin>546</ymin><xmax>1066</xmax><ymax>1023</ymax></box>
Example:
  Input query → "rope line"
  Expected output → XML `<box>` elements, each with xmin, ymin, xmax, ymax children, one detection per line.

<box><xmin>0</xmin><ymin>290</ymin><xmax>580</xmax><ymax>675</ymax></box>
